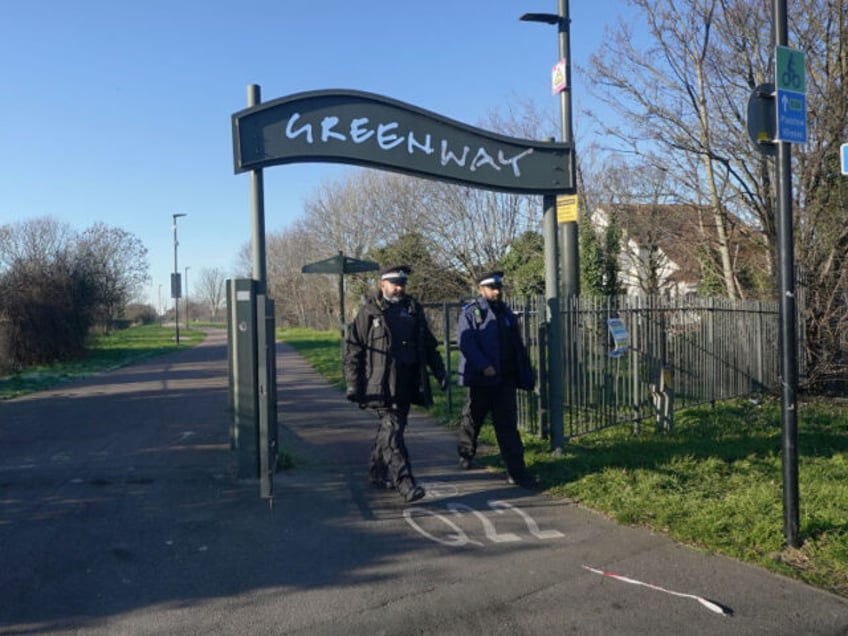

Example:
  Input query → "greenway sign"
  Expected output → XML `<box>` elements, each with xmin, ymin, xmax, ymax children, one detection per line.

<box><xmin>232</xmin><ymin>89</ymin><xmax>574</xmax><ymax>195</ymax></box>
<box><xmin>230</xmin><ymin>87</ymin><xmax>575</xmax><ymax>498</ymax></box>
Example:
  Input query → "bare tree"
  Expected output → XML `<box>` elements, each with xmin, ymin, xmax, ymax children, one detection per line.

<box><xmin>76</xmin><ymin>222</ymin><xmax>149</xmax><ymax>327</ymax></box>
<box><xmin>412</xmin><ymin>102</ymin><xmax>551</xmax><ymax>284</ymax></box>
<box><xmin>787</xmin><ymin>0</ymin><xmax>848</xmax><ymax>387</ymax></box>
<box><xmin>300</xmin><ymin>170</ymin><xmax>400</xmax><ymax>259</ymax></box>
<box><xmin>586</xmin><ymin>0</ymin><xmax>749</xmax><ymax>298</ymax></box>
<box><xmin>0</xmin><ymin>216</ymin><xmax>76</xmax><ymax>272</ymax></box>
<box><xmin>269</xmin><ymin>222</ymin><xmax>338</xmax><ymax>329</ymax></box>
<box><xmin>196</xmin><ymin>267</ymin><xmax>227</xmax><ymax>320</ymax></box>
<box><xmin>0</xmin><ymin>216</ymin><xmax>150</xmax><ymax>367</ymax></box>
<box><xmin>584</xmin><ymin>0</ymin><xmax>848</xmax><ymax>388</ymax></box>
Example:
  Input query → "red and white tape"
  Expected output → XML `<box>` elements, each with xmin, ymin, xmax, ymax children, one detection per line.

<box><xmin>583</xmin><ymin>565</ymin><xmax>733</xmax><ymax>617</ymax></box>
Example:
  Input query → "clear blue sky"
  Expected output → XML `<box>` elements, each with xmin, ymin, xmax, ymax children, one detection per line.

<box><xmin>1</xmin><ymin>0</ymin><xmax>635</xmax><ymax>308</ymax></box>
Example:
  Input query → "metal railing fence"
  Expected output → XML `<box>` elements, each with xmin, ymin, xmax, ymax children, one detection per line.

<box><xmin>425</xmin><ymin>294</ymin><xmax>780</xmax><ymax>440</ymax></box>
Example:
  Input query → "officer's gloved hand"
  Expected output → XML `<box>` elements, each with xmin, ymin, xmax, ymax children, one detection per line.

<box><xmin>438</xmin><ymin>375</ymin><xmax>448</xmax><ymax>391</ymax></box>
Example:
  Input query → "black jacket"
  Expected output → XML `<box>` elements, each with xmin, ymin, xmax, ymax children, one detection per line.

<box><xmin>344</xmin><ymin>292</ymin><xmax>446</xmax><ymax>408</ymax></box>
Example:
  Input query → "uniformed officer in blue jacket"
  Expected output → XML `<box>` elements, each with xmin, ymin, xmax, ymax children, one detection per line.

<box><xmin>456</xmin><ymin>271</ymin><xmax>540</xmax><ymax>488</ymax></box>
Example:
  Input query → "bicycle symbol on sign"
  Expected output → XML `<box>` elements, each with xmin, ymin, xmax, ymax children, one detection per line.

<box><xmin>781</xmin><ymin>54</ymin><xmax>802</xmax><ymax>90</ymax></box>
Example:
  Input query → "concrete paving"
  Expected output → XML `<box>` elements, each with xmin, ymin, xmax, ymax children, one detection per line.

<box><xmin>1</xmin><ymin>328</ymin><xmax>846</xmax><ymax>635</ymax></box>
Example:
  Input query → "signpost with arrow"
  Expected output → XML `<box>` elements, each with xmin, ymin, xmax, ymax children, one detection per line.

<box><xmin>775</xmin><ymin>45</ymin><xmax>807</xmax><ymax>144</ymax></box>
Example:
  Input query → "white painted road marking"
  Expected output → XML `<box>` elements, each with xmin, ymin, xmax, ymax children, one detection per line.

<box><xmin>404</xmin><ymin>500</ymin><xmax>564</xmax><ymax>547</ymax></box>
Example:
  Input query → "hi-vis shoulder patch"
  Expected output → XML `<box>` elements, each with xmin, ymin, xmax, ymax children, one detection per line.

<box><xmin>471</xmin><ymin>303</ymin><xmax>484</xmax><ymax>326</ymax></box>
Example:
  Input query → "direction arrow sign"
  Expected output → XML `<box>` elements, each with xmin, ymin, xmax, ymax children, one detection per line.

<box><xmin>775</xmin><ymin>89</ymin><xmax>807</xmax><ymax>144</ymax></box>
<box><xmin>301</xmin><ymin>253</ymin><xmax>379</xmax><ymax>275</ymax></box>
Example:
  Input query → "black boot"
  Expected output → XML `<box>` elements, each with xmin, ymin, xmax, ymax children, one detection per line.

<box><xmin>404</xmin><ymin>484</ymin><xmax>425</xmax><ymax>502</ymax></box>
<box><xmin>507</xmin><ymin>473</ymin><xmax>542</xmax><ymax>489</ymax></box>
<box><xmin>398</xmin><ymin>477</ymin><xmax>425</xmax><ymax>502</ymax></box>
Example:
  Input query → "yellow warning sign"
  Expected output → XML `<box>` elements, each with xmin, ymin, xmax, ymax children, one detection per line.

<box><xmin>556</xmin><ymin>194</ymin><xmax>578</xmax><ymax>224</ymax></box>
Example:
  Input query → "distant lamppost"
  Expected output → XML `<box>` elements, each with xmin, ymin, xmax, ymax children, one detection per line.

<box><xmin>172</xmin><ymin>213</ymin><xmax>187</xmax><ymax>344</ymax></box>
<box><xmin>184</xmin><ymin>265</ymin><xmax>191</xmax><ymax>329</ymax></box>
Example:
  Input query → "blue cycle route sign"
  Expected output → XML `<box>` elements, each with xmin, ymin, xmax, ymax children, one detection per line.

<box><xmin>775</xmin><ymin>46</ymin><xmax>807</xmax><ymax>144</ymax></box>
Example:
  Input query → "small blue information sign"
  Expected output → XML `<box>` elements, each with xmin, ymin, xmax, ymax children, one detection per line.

<box><xmin>775</xmin><ymin>89</ymin><xmax>807</xmax><ymax>144</ymax></box>
<box><xmin>841</xmin><ymin>143</ymin><xmax>848</xmax><ymax>176</ymax></box>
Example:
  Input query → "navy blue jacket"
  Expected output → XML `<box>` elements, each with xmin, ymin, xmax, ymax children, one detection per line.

<box><xmin>457</xmin><ymin>297</ymin><xmax>535</xmax><ymax>390</ymax></box>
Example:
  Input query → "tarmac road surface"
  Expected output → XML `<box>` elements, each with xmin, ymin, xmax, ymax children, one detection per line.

<box><xmin>1</xmin><ymin>328</ymin><xmax>846</xmax><ymax>635</ymax></box>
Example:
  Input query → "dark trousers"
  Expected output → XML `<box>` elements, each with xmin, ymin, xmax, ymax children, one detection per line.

<box><xmin>369</xmin><ymin>400</ymin><xmax>416</xmax><ymax>495</ymax></box>
<box><xmin>458</xmin><ymin>380</ymin><xmax>528</xmax><ymax>479</ymax></box>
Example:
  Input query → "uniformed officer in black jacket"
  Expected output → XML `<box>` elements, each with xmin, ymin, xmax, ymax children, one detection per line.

<box><xmin>457</xmin><ymin>271</ymin><xmax>540</xmax><ymax>489</ymax></box>
<box><xmin>344</xmin><ymin>265</ymin><xmax>447</xmax><ymax>502</ymax></box>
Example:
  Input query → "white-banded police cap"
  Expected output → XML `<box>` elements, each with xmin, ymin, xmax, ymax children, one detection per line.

<box><xmin>379</xmin><ymin>264</ymin><xmax>411</xmax><ymax>284</ymax></box>
<box><xmin>477</xmin><ymin>271</ymin><xmax>504</xmax><ymax>287</ymax></box>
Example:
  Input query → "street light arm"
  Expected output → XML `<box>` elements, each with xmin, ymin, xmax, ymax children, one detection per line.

<box><xmin>520</xmin><ymin>12</ymin><xmax>560</xmax><ymax>24</ymax></box>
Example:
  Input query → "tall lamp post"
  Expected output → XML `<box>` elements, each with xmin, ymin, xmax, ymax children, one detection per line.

<box><xmin>520</xmin><ymin>1</ymin><xmax>576</xmax><ymax>452</ymax></box>
<box><xmin>184</xmin><ymin>265</ymin><xmax>191</xmax><ymax>329</ymax></box>
<box><xmin>521</xmin><ymin>0</ymin><xmax>578</xmax><ymax>298</ymax></box>
<box><xmin>172</xmin><ymin>213</ymin><xmax>187</xmax><ymax>344</ymax></box>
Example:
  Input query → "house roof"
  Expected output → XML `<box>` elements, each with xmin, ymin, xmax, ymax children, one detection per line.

<box><xmin>604</xmin><ymin>203</ymin><xmax>769</xmax><ymax>285</ymax></box>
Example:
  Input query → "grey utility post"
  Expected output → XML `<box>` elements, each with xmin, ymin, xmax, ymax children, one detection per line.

<box><xmin>228</xmin><ymin>278</ymin><xmax>259</xmax><ymax>478</ymax></box>
<box><xmin>556</xmin><ymin>0</ymin><xmax>579</xmax><ymax>299</ymax></box>
<box><xmin>543</xmin><ymin>189</ymin><xmax>565</xmax><ymax>451</ymax></box>
<box><xmin>521</xmin><ymin>1</ymin><xmax>577</xmax><ymax>452</ymax></box>
<box><xmin>773</xmin><ymin>0</ymin><xmax>800</xmax><ymax>548</ymax></box>
<box><xmin>554</xmin><ymin>0</ymin><xmax>579</xmax><ymax>452</ymax></box>
<box><xmin>230</xmin><ymin>84</ymin><xmax>277</xmax><ymax>498</ymax></box>
<box><xmin>748</xmin><ymin>1</ymin><xmax>801</xmax><ymax>549</ymax></box>
<box><xmin>520</xmin><ymin>1</ymin><xmax>579</xmax><ymax>297</ymax></box>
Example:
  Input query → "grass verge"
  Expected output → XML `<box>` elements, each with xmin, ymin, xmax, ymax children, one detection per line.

<box><xmin>280</xmin><ymin>325</ymin><xmax>848</xmax><ymax>598</ymax></box>
<box><xmin>0</xmin><ymin>324</ymin><xmax>205</xmax><ymax>399</ymax></box>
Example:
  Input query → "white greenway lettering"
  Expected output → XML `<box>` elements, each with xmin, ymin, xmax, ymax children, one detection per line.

<box><xmin>469</xmin><ymin>147</ymin><xmax>499</xmax><ymax>172</ymax></box>
<box><xmin>488</xmin><ymin>500</ymin><xmax>565</xmax><ymax>539</ymax></box>
<box><xmin>377</xmin><ymin>122</ymin><xmax>404</xmax><ymax>150</ymax></box>
<box><xmin>407</xmin><ymin>130</ymin><xmax>434</xmax><ymax>155</ymax></box>
<box><xmin>350</xmin><ymin>117</ymin><xmax>374</xmax><ymax>143</ymax></box>
<box><xmin>499</xmin><ymin>148</ymin><xmax>534</xmax><ymax>177</ymax></box>
<box><xmin>441</xmin><ymin>140</ymin><xmax>469</xmax><ymax>167</ymax></box>
<box><xmin>282</xmin><ymin>112</ymin><xmax>535</xmax><ymax>181</ymax></box>
<box><xmin>285</xmin><ymin>112</ymin><xmax>313</xmax><ymax>143</ymax></box>
<box><xmin>403</xmin><ymin>508</ymin><xmax>482</xmax><ymax>547</ymax></box>
<box><xmin>447</xmin><ymin>502</ymin><xmax>521</xmax><ymax>543</ymax></box>
<box><xmin>320</xmin><ymin>116</ymin><xmax>346</xmax><ymax>142</ymax></box>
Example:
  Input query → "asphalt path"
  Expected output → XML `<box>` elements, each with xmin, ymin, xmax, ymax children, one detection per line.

<box><xmin>1</xmin><ymin>328</ymin><xmax>846</xmax><ymax>635</ymax></box>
